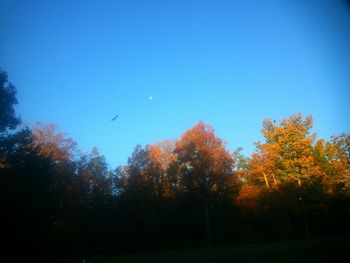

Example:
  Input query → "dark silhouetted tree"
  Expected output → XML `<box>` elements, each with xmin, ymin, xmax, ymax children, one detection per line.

<box><xmin>0</xmin><ymin>70</ymin><xmax>20</xmax><ymax>133</ymax></box>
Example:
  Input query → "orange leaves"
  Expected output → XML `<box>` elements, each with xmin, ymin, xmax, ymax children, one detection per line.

<box><xmin>174</xmin><ymin>121</ymin><xmax>234</xmax><ymax>196</ymax></box>
<box><xmin>147</xmin><ymin>140</ymin><xmax>175</xmax><ymax>170</ymax></box>
<box><xmin>235</xmin><ymin>184</ymin><xmax>262</xmax><ymax>212</ymax></box>
<box><xmin>32</xmin><ymin>122</ymin><xmax>77</xmax><ymax>161</ymax></box>
<box><xmin>175</xmin><ymin>121</ymin><xmax>233</xmax><ymax>173</ymax></box>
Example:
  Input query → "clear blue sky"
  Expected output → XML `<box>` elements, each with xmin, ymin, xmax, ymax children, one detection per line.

<box><xmin>1</xmin><ymin>0</ymin><xmax>349</xmax><ymax>167</ymax></box>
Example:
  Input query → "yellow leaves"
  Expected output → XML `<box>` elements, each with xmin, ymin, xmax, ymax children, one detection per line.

<box><xmin>250</xmin><ymin>114</ymin><xmax>321</xmax><ymax>187</ymax></box>
<box><xmin>247</xmin><ymin>114</ymin><xmax>350</xmax><ymax>194</ymax></box>
<box><xmin>314</xmin><ymin>136</ymin><xmax>350</xmax><ymax>191</ymax></box>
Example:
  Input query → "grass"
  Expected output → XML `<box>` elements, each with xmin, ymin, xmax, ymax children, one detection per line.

<box><xmin>60</xmin><ymin>236</ymin><xmax>349</xmax><ymax>263</ymax></box>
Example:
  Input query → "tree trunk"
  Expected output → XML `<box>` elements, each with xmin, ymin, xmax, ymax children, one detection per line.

<box><xmin>203</xmin><ymin>198</ymin><xmax>212</xmax><ymax>247</ymax></box>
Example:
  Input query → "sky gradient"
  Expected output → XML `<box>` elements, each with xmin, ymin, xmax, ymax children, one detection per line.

<box><xmin>1</xmin><ymin>0</ymin><xmax>350</xmax><ymax>167</ymax></box>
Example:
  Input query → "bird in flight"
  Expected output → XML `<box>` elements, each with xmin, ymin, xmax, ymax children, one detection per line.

<box><xmin>111</xmin><ymin>115</ymin><xmax>119</xmax><ymax>121</ymax></box>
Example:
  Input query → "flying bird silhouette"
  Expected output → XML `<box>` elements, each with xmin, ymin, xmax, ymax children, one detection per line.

<box><xmin>111</xmin><ymin>115</ymin><xmax>119</xmax><ymax>121</ymax></box>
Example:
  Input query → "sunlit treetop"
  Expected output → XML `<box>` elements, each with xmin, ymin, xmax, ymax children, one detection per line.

<box><xmin>251</xmin><ymin>114</ymin><xmax>323</xmax><ymax>187</ymax></box>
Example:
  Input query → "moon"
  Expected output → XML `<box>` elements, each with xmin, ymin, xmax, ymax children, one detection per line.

<box><xmin>149</xmin><ymin>96</ymin><xmax>153</xmax><ymax>100</ymax></box>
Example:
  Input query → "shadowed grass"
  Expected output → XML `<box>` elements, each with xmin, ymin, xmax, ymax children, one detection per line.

<box><xmin>59</xmin><ymin>236</ymin><xmax>349</xmax><ymax>263</ymax></box>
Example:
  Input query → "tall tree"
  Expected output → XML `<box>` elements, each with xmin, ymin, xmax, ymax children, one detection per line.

<box><xmin>147</xmin><ymin>140</ymin><xmax>176</xmax><ymax>199</ymax></box>
<box><xmin>174</xmin><ymin>121</ymin><xmax>234</xmax><ymax>246</ymax></box>
<box><xmin>0</xmin><ymin>70</ymin><xmax>21</xmax><ymax>133</ymax></box>
<box><xmin>118</xmin><ymin>144</ymin><xmax>152</xmax><ymax>198</ymax></box>
<box><xmin>0</xmin><ymin>128</ymin><xmax>60</xmax><ymax>260</ymax></box>
<box><xmin>76</xmin><ymin>147</ymin><xmax>111</xmax><ymax>204</ymax></box>
<box><xmin>30</xmin><ymin>122</ymin><xmax>78</xmax><ymax>216</ymax></box>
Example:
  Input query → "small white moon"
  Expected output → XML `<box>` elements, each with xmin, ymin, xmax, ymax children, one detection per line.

<box><xmin>149</xmin><ymin>96</ymin><xmax>153</xmax><ymax>100</ymax></box>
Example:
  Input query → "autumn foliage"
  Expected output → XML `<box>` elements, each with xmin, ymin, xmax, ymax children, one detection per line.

<box><xmin>1</xmin><ymin>76</ymin><xmax>350</xmax><ymax>262</ymax></box>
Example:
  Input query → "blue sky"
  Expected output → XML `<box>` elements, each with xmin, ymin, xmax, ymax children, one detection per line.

<box><xmin>1</xmin><ymin>0</ymin><xmax>349</xmax><ymax>167</ymax></box>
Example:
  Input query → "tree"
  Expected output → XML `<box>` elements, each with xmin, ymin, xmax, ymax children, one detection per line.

<box><xmin>118</xmin><ymin>144</ymin><xmax>152</xmax><ymax>198</ymax></box>
<box><xmin>30</xmin><ymin>122</ymin><xmax>79</xmax><ymax>219</ymax></box>
<box><xmin>147</xmin><ymin>140</ymin><xmax>176</xmax><ymax>199</ymax></box>
<box><xmin>118</xmin><ymin>141</ymin><xmax>176</xmax><ymax>201</ymax></box>
<box><xmin>174</xmin><ymin>121</ymin><xmax>234</xmax><ymax>246</ymax></box>
<box><xmin>73</xmin><ymin>148</ymin><xmax>112</xmax><ymax>253</ymax></box>
<box><xmin>0</xmin><ymin>128</ymin><xmax>60</xmax><ymax>260</ymax></box>
<box><xmin>239</xmin><ymin>114</ymin><xmax>345</xmax><ymax>239</ymax></box>
<box><xmin>0</xmin><ymin>70</ymin><xmax>21</xmax><ymax>133</ymax></box>
<box><xmin>314</xmin><ymin>135</ymin><xmax>350</xmax><ymax>193</ymax></box>
<box><xmin>249</xmin><ymin>114</ymin><xmax>323</xmax><ymax>188</ymax></box>
<box><xmin>31</xmin><ymin>122</ymin><xmax>78</xmax><ymax>161</ymax></box>
<box><xmin>115</xmin><ymin>144</ymin><xmax>167</xmax><ymax>251</ymax></box>
<box><xmin>331</xmin><ymin>133</ymin><xmax>350</xmax><ymax>190</ymax></box>
<box><xmin>76</xmin><ymin>147</ymin><xmax>111</xmax><ymax>205</ymax></box>
<box><xmin>233</xmin><ymin>147</ymin><xmax>251</xmax><ymax>185</ymax></box>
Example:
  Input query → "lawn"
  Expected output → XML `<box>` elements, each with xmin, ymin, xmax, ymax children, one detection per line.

<box><xmin>60</xmin><ymin>236</ymin><xmax>349</xmax><ymax>263</ymax></box>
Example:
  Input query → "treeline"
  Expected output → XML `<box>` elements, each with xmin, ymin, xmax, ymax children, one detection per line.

<box><xmin>1</xmin><ymin>71</ymin><xmax>350</xmax><ymax>261</ymax></box>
